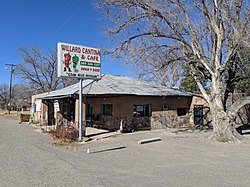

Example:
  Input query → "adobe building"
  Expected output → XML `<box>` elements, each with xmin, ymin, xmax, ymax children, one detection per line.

<box><xmin>31</xmin><ymin>92</ymin><xmax>48</xmax><ymax>125</ymax></box>
<box><xmin>34</xmin><ymin>74</ymin><xmax>193</xmax><ymax>131</ymax></box>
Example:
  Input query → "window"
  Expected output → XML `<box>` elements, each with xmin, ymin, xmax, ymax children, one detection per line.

<box><xmin>133</xmin><ymin>104</ymin><xmax>152</xmax><ymax>117</ymax></box>
<box><xmin>86</xmin><ymin>104</ymin><xmax>93</xmax><ymax>117</ymax></box>
<box><xmin>177</xmin><ymin>108</ymin><xmax>187</xmax><ymax>116</ymax></box>
<box><xmin>100</xmin><ymin>104</ymin><xmax>113</xmax><ymax>116</ymax></box>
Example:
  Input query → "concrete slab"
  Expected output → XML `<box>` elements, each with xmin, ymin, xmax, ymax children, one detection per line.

<box><xmin>86</xmin><ymin>127</ymin><xmax>120</xmax><ymax>141</ymax></box>
<box><xmin>242</xmin><ymin>129</ymin><xmax>250</xmax><ymax>134</ymax></box>
<box><xmin>86</xmin><ymin>127</ymin><xmax>110</xmax><ymax>136</ymax></box>
<box><xmin>87</xmin><ymin>143</ymin><xmax>126</xmax><ymax>154</ymax></box>
<box><xmin>138</xmin><ymin>137</ymin><xmax>161</xmax><ymax>144</ymax></box>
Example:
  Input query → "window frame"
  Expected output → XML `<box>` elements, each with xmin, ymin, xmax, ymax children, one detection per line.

<box><xmin>133</xmin><ymin>104</ymin><xmax>152</xmax><ymax>117</ymax></box>
<box><xmin>100</xmin><ymin>104</ymin><xmax>113</xmax><ymax>116</ymax></box>
<box><xmin>177</xmin><ymin>107</ymin><xmax>187</xmax><ymax>116</ymax></box>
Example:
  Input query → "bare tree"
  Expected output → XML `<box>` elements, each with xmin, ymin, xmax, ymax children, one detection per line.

<box><xmin>98</xmin><ymin>0</ymin><xmax>250</xmax><ymax>142</ymax></box>
<box><xmin>16</xmin><ymin>48</ymin><xmax>78</xmax><ymax>93</ymax></box>
<box><xmin>0</xmin><ymin>84</ymin><xmax>9</xmax><ymax>110</ymax></box>
<box><xmin>134</xmin><ymin>50</ymin><xmax>183</xmax><ymax>87</ymax></box>
<box><xmin>126</xmin><ymin>40</ymin><xmax>183</xmax><ymax>87</ymax></box>
<box><xmin>16</xmin><ymin>48</ymin><xmax>60</xmax><ymax>93</ymax></box>
<box><xmin>12</xmin><ymin>83</ymin><xmax>33</xmax><ymax>109</ymax></box>
<box><xmin>61</xmin><ymin>77</ymin><xmax>79</xmax><ymax>88</ymax></box>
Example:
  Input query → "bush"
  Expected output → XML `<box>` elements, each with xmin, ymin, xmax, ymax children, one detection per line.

<box><xmin>49</xmin><ymin>124</ymin><xmax>78</xmax><ymax>142</ymax></box>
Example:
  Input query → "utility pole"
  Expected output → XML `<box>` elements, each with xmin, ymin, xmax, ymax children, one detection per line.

<box><xmin>5</xmin><ymin>64</ymin><xmax>17</xmax><ymax>114</ymax></box>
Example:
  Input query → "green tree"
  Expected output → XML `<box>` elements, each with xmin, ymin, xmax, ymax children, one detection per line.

<box><xmin>235</xmin><ymin>47</ymin><xmax>250</xmax><ymax>96</ymax></box>
<box><xmin>237</xmin><ymin>80</ymin><xmax>250</xmax><ymax>96</ymax></box>
<box><xmin>180</xmin><ymin>66</ymin><xmax>198</xmax><ymax>93</ymax></box>
<box><xmin>180</xmin><ymin>65</ymin><xmax>208</xmax><ymax>93</ymax></box>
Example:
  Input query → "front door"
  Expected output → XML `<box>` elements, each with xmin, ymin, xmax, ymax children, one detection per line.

<box><xmin>62</xmin><ymin>98</ymin><xmax>75</xmax><ymax>124</ymax></box>
<box><xmin>86</xmin><ymin>104</ymin><xmax>93</xmax><ymax>126</ymax></box>
<box><xmin>48</xmin><ymin>100</ymin><xmax>55</xmax><ymax>126</ymax></box>
<box><xmin>194</xmin><ymin>105</ymin><xmax>203</xmax><ymax>126</ymax></box>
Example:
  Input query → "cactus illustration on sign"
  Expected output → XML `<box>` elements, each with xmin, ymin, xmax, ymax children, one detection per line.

<box><xmin>72</xmin><ymin>54</ymin><xmax>79</xmax><ymax>72</ymax></box>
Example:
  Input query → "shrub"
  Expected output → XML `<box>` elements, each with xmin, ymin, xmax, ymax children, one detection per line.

<box><xmin>49</xmin><ymin>124</ymin><xmax>78</xmax><ymax>142</ymax></box>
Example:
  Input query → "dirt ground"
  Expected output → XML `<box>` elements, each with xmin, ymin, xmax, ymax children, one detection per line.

<box><xmin>2</xmin><ymin>118</ymin><xmax>250</xmax><ymax>186</ymax></box>
<box><xmin>81</xmin><ymin>128</ymin><xmax>250</xmax><ymax>186</ymax></box>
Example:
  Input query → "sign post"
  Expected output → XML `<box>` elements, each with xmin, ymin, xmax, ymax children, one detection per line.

<box><xmin>79</xmin><ymin>79</ymin><xmax>83</xmax><ymax>141</ymax></box>
<box><xmin>57</xmin><ymin>42</ymin><xmax>101</xmax><ymax>141</ymax></box>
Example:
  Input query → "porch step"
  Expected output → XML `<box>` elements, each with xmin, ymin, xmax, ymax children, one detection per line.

<box><xmin>138</xmin><ymin>137</ymin><xmax>161</xmax><ymax>144</ymax></box>
<box><xmin>87</xmin><ymin>143</ymin><xmax>126</xmax><ymax>154</ymax></box>
<box><xmin>242</xmin><ymin>129</ymin><xmax>250</xmax><ymax>134</ymax></box>
<box><xmin>136</xmin><ymin>127</ymin><xmax>151</xmax><ymax>131</ymax></box>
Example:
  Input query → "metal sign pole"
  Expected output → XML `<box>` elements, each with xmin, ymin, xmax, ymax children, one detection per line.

<box><xmin>78</xmin><ymin>79</ymin><xmax>83</xmax><ymax>142</ymax></box>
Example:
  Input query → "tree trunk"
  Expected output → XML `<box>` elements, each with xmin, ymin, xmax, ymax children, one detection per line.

<box><xmin>210</xmin><ymin>97</ymin><xmax>244</xmax><ymax>142</ymax></box>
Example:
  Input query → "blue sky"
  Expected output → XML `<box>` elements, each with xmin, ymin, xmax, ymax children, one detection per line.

<box><xmin>0</xmin><ymin>0</ymin><xmax>132</xmax><ymax>85</ymax></box>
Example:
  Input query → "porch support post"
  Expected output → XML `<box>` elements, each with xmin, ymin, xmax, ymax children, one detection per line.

<box><xmin>78</xmin><ymin>79</ymin><xmax>83</xmax><ymax>142</ymax></box>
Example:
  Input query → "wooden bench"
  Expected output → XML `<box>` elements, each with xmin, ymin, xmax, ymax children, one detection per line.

<box><xmin>19</xmin><ymin>114</ymin><xmax>30</xmax><ymax>124</ymax></box>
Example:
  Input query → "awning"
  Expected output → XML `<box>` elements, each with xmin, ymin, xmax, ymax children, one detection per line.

<box><xmin>39</xmin><ymin>94</ymin><xmax>74</xmax><ymax>100</ymax></box>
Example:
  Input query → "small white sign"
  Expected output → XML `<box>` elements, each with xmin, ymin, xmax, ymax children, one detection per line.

<box><xmin>54</xmin><ymin>100</ymin><xmax>60</xmax><ymax>112</ymax></box>
<box><xmin>35</xmin><ymin>99</ymin><xmax>42</xmax><ymax>112</ymax></box>
<box><xmin>57</xmin><ymin>42</ymin><xmax>101</xmax><ymax>79</ymax></box>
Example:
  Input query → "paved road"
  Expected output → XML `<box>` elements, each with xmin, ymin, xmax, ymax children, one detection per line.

<box><xmin>1</xmin><ymin>118</ymin><xmax>250</xmax><ymax>187</ymax></box>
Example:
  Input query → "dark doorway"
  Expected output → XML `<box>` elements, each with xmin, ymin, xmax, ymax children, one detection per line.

<box><xmin>48</xmin><ymin>100</ymin><xmax>55</xmax><ymax>126</ymax></box>
<box><xmin>194</xmin><ymin>105</ymin><xmax>204</xmax><ymax>126</ymax></box>
<box><xmin>86</xmin><ymin>104</ymin><xmax>93</xmax><ymax>127</ymax></box>
<box><xmin>62</xmin><ymin>98</ymin><xmax>75</xmax><ymax>123</ymax></box>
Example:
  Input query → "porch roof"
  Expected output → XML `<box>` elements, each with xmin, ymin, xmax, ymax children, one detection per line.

<box><xmin>40</xmin><ymin>74</ymin><xmax>192</xmax><ymax>100</ymax></box>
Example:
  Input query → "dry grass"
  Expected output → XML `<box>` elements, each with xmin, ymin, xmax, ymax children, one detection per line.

<box><xmin>52</xmin><ymin>138</ymin><xmax>78</xmax><ymax>152</ymax></box>
<box><xmin>52</xmin><ymin>139</ymin><xmax>74</xmax><ymax>146</ymax></box>
<box><xmin>0</xmin><ymin>110</ymin><xmax>20</xmax><ymax>120</ymax></box>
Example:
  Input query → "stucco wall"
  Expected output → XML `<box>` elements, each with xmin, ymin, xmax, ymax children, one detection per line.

<box><xmin>74</xmin><ymin>99</ymin><xmax>86</xmax><ymax>129</ymax></box>
<box><xmin>72</xmin><ymin>95</ymin><xmax>192</xmax><ymax>130</ymax></box>
<box><xmin>189</xmin><ymin>95</ymin><xmax>211</xmax><ymax>126</ymax></box>
<box><xmin>85</xmin><ymin>95</ymin><xmax>192</xmax><ymax>118</ymax></box>
<box><xmin>151</xmin><ymin>111</ymin><xmax>190</xmax><ymax>129</ymax></box>
<box><xmin>31</xmin><ymin>92</ymin><xmax>48</xmax><ymax>124</ymax></box>
<box><xmin>38</xmin><ymin>94</ymin><xmax>192</xmax><ymax>128</ymax></box>
<box><xmin>189</xmin><ymin>94</ymin><xmax>249</xmax><ymax>127</ymax></box>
